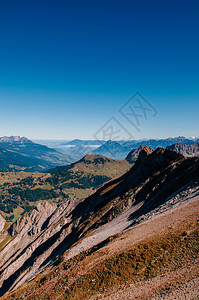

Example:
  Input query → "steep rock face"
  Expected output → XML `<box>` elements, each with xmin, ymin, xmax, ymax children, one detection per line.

<box><xmin>8</xmin><ymin>201</ymin><xmax>57</xmax><ymax>236</ymax></box>
<box><xmin>167</xmin><ymin>142</ymin><xmax>199</xmax><ymax>157</ymax></box>
<box><xmin>0</xmin><ymin>198</ymin><xmax>79</xmax><ymax>295</ymax></box>
<box><xmin>0</xmin><ymin>214</ymin><xmax>5</xmax><ymax>232</ymax></box>
<box><xmin>0</xmin><ymin>148</ymin><xmax>198</xmax><ymax>296</ymax></box>
<box><xmin>69</xmin><ymin>148</ymin><xmax>188</xmax><ymax>226</ymax></box>
<box><xmin>126</xmin><ymin>145</ymin><xmax>153</xmax><ymax>163</ymax></box>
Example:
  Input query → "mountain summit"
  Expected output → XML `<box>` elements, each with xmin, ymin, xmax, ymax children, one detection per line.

<box><xmin>126</xmin><ymin>145</ymin><xmax>153</xmax><ymax>163</ymax></box>
<box><xmin>0</xmin><ymin>136</ymin><xmax>32</xmax><ymax>144</ymax></box>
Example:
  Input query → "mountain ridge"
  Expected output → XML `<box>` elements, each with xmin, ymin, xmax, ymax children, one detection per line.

<box><xmin>91</xmin><ymin>136</ymin><xmax>198</xmax><ymax>160</ymax></box>
<box><xmin>0</xmin><ymin>147</ymin><xmax>198</xmax><ymax>298</ymax></box>
<box><xmin>0</xmin><ymin>136</ymin><xmax>33</xmax><ymax>144</ymax></box>
<box><xmin>0</xmin><ymin>136</ymin><xmax>74</xmax><ymax>171</ymax></box>
<box><xmin>167</xmin><ymin>141</ymin><xmax>199</xmax><ymax>157</ymax></box>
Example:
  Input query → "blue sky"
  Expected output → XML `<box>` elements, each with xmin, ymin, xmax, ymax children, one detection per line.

<box><xmin>0</xmin><ymin>0</ymin><xmax>198</xmax><ymax>140</ymax></box>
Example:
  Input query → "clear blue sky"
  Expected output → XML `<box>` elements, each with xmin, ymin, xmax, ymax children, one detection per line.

<box><xmin>0</xmin><ymin>0</ymin><xmax>198</xmax><ymax>140</ymax></box>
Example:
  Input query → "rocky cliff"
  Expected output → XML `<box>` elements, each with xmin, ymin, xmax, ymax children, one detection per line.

<box><xmin>167</xmin><ymin>141</ymin><xmax>199</xmax><ymax>157</ymax></box>
<box><xmin>0</xmin><ymin>214</ymin><xmax>5</xmax><ymax>232</ymax></box>
<box><xmin>125</xmin><ymin>144</ymin><xmax>153</xmax><ymax>163</ymax></box>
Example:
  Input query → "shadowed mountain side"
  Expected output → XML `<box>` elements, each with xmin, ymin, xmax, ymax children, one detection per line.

<box><xmin>70</xmin><ymin>147</ymin><xmax>185</xmax><ymax>223</ymax></box>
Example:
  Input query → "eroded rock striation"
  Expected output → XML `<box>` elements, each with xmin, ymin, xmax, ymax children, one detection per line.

<box><xmin>0</xmin><ymin>214</ymin><xmax>5</xmax><ymax>233</ymax></box>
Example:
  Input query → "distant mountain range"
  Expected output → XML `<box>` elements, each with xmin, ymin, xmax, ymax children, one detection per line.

<box><xmin>92</xmin><ymin>136</ymin><xmax>198</xmax><ymax>159</ymax></box>
<box><xmin>0</xmin><ymin>136</ymin><xmax>198</xmax><ymax>172</ymax></box>
<box><xmin>49</xmin><ymin>136</ymin><xmax>199</xmax><ymax>160</ymax></box>
<box><xmin>0</xmin><ymin>136</ymin><xmax>32</xmax><ymax>144</ymax></box>
<box><xmin>0</xmin><ymin>136</ymin><xmax>75</xmax><ymax>172</ymax></box>
<box><xmin>62</xmin><ymin>139</ymin><xmax>104</xmax><ymax>146</ymax></box>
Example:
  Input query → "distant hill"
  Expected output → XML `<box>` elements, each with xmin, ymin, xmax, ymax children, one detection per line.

<box><xmin>0</xmin><ymin>136</ymin><xmax>75</xmax><ymax>171</ymax></box>
<box><xmin>54</xmin><ymin>139</ymin><xmax>103</xmax><ymax>157</ymax></box>
<box><xmin>48</xmin><ymin>153</ymin><xmax>131</xmax><ymax>199</ymax></box>
<box><xmin>92</xmin><ymin>140</ymin><xmax>124</xmax><ymax>159</ymax></box>
<box><xmin>63</xmin><ymin>139</ymin><xmax>104</xmax><ymax>146</ymax></box>
<box><xmin>167</xmin><ymin>141</ymin><xmax>199</xmax><ymax>157</ymax></box>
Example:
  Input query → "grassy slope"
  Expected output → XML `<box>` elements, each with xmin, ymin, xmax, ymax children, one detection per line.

<box><xmin>0</xmin><ymin>141</ymin><xmax>72</xmax><ymax>167</ymax></box>
<box><xmin>48</xmin><ymin>155</ymin><xmax>130</xmax><ymax>199</ymax></box>
<box><xmin>0</xmin><ymin>172</ymin><xmax>53</xmax><ymax>222</ymax></box>
<box><xmin>0</xmin><ymin>156</ymin><xmax>131</xmax><ymax>222</ymax></box>
<box><xmin>0</xmin><ymin>148</ymin><xmax>52</xmax><ymax>172</ymax></box>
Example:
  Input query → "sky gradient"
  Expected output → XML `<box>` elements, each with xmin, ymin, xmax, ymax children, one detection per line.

<box><xmin>0</xmin><ymin>0</ymin><xmax>198</xmax><ymax>140</ymax></box>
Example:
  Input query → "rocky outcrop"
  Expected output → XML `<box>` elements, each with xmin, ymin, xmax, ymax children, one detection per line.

<box><xmin>0</xmin><ymin>214</ymin><xmax>5</xmax><ymax>232</ymax></box>
<box><xmin>167</xmin><ymin>142</ymin><xmax>199</xmax><ymax>157</ymax></box>
<box><xmin>125</xmin><ymin>145</ymin><xmax>153</xmax><ymax>163</ymax></box>
<box><xmin>0</xmin><ymin>198</ymin><xmax>79</xmax><ymax>295</ymax></box>
<box><xmin>8</xmin><ymin>201</ymin><xmax>57</xmax><ymax>236</ymax></box>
